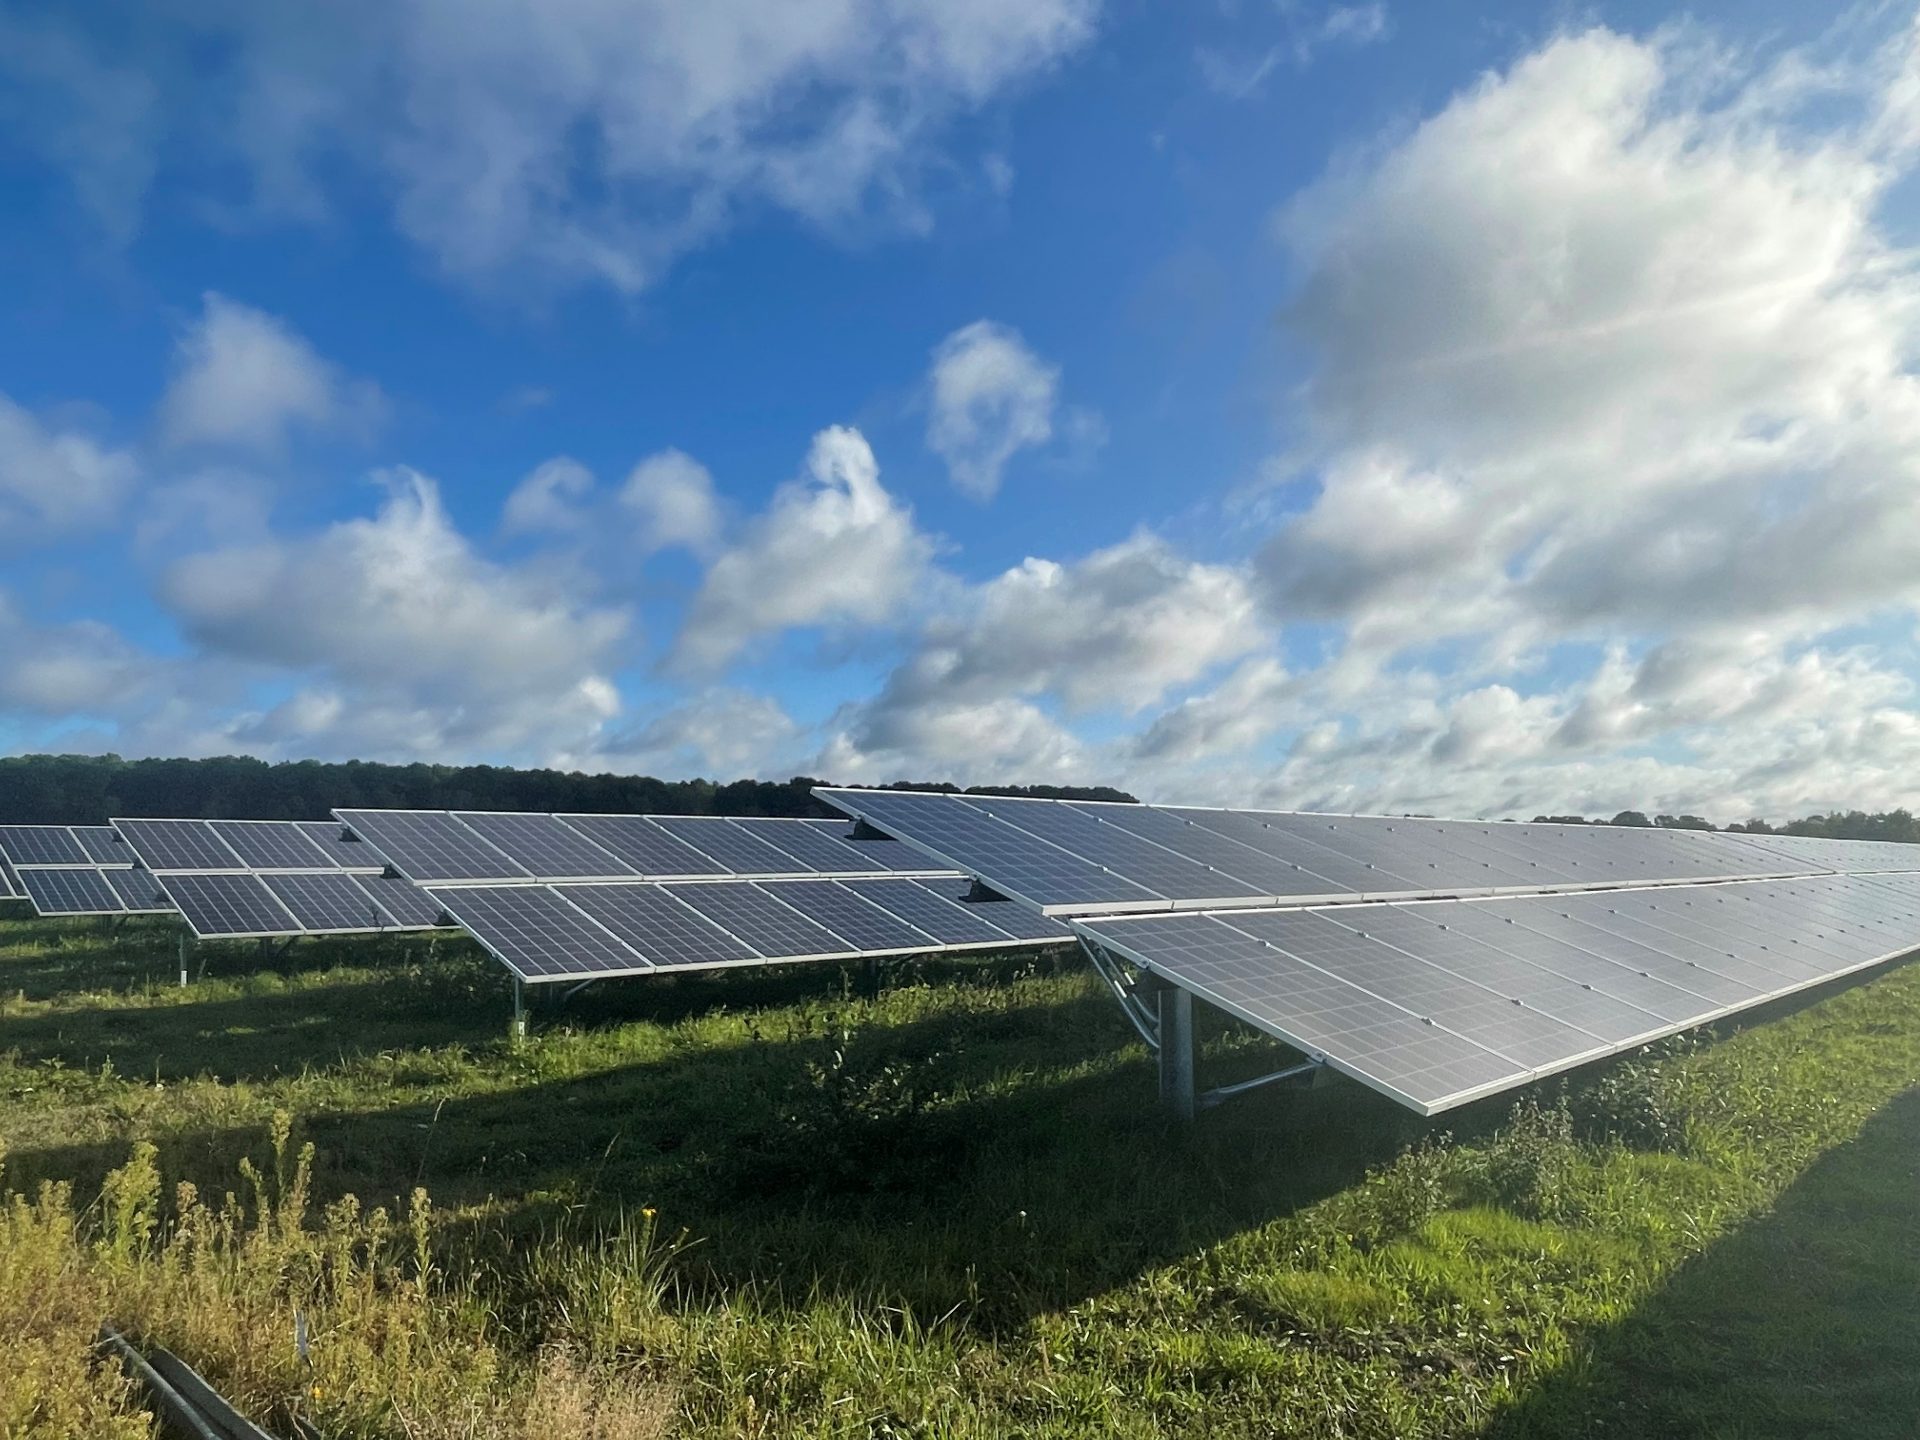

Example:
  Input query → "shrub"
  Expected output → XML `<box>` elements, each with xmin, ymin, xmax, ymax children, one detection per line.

<box><xmin>1471</xmin><ymin>1098</ymin><xmax>1579</xmax><ymax>1220</ymax></box>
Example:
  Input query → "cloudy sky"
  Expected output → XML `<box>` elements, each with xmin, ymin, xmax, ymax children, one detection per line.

<box><xmin>4</xmin><ymin>0</ymin><xmax>1919</xmax><ymax>822</ymax></box>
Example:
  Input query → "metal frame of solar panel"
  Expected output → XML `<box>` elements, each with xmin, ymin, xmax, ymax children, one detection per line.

<box><xmin>814</xmin><ymin>787</ymin><xmax>1920</xmax><ymax>1119</ymax></box>
<box><xmin>0</xmin><ymin>824</ymin><xmax>174</xmax><ymax>917</ymax></box>
<box><xmin>330</xmin><ymin>808</ymin><xmax>1071</xmax><ymax>987</ymax></box>
<box><xmin>111</xmin><ymin>817</ymin><xmax>448</xmax><ymax>941</ymax></box>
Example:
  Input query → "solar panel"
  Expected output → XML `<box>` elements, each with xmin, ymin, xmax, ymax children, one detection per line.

<box><xmin>211</xmin><ymin>820</ymin><xmax>337</xmax><ymax>871</ymax></box>
<box><xmin>356</xmin><ymin>873</ymin><xmax>449</xmax><ymax>929</ymax></box>
<box><xmin>154</xmin><ymin>873</ymin><xmax>300</xmax><ymax>938</ymax></box>
<box><xmin>819</xmin><ymin>790</ymin><xmax>1166</xmax><ymax>911</ymax></box>
<box><xmin>725</xmin><ymin>817</ymin><xmax>906</xmax><ymax>874</ymax></box>
<box><xmin>1081</xmin><ymin>872</ymin><xmax>1920</xmax><ymax>1115</ymax></box>
<box><xmin>333</xmin><ymin>809</ymin><xmax>531</xmax><ymax>883</ymax></box>
<box><xmin>454</xmin><ymin>811</ymin><xmax>637</xmax><ymax>879</ymax></box>
<box><xmin>113</xmin><ymin>819</ymin><xmax>246</xmax><ymax>872</ymax></box>
<box><xmin>0</xmin><ymin>825</ymin><xmax>89</xmax><ymax>867</ymax></box>
<box><xmin>665</xmin><ymin>881</ymin><xmax>849</xmax><ymax>957</ymax></box>
<box><xmin>71</xmin><ymin>826</ymin><xmax>134</xmax><ymax>865</ymax></box>
<box><xmin>769</xmin><ymin>879</ymin><xmax>943</xmax><ymax>952</ymax></box>
<box><xmin>264</xmin><ymin>873</ymin><xmax>394</xmax><ymax>933</ymax></box>
<box><xmin>554</xmin><ymin>814</ymin><xmax>728</xmax><ymax>877</ymax></box>
<box><xmin>648</xmin><ymin>818</ymin><xmax>814</xmax><ymax>876</ymax></box>
<box><xmin>103</xmin><ymin>867</ymin><xmax>173</xmax><ymax>913</ymax></box>
<box><xmin>21</xmin><ymin>867</ymin><xmax>126</xmax><ymax>915</ymax></box>
<box><xmin>901</xmin><ymin>877</ymin><xmax>1075</xmax><ymax>942</ymax></box>
<box><xmin>838</xmin><ymin>877</ymin><xmax>1024</xmax><ymax>947</ymax></box>
<box><xmin>427</xmin><ymin>885</ymin><xmax>650</xmax><ymax>980</ymax></box>
<box><xmin>819</xmin><ymin>790</ymin><xmax>1910</xmax><ymax>917</ymax></box>
<box><xmin>295</xmin><ymin>821</ymin><xmax>385</xmax><ymax>870</ymax></box>
<box><xmin>806</xmin><ymin>818</ymin><xmax>950</xmax><ymax>872</ymax></box>
<box><xmin>556</xmin><ymin>884</ymin><xmax>762</xmax><ymax>969</ymax></box>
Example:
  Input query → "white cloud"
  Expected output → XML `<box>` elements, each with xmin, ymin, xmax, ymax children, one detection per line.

<box><xmin>0</xmin><ymin>394</ymin><xmax>139</xmax><ymax>537</ymax></box>
<box><xmin>1196</xmin><ymin>2</ymin><xmax>1390</xmax><ymax>99</ymax></box>
<box><xmin>159</xmin><ymin>467</ymin><xmax>629</xmax><ymax>757</ymax></box>
<box><xmin>159</xmin><ymin>293</ymin><xmax>383</xmax><ymax>453</ymax></box>
<box><xmin>580</xmin><ymin>688</ymin><xmax>806</xmax><ymax>779</ymax></box>
<box><xmin>620</xmin><ymin>449</ymin><xmax>723</xmax><ymax>555</ymax></box>
<box><xmin>926</xmin><ymin>319</ymin><xmax>1061</xmax><ymax>497</ymax></box>
<box><xmin>1130</xmin><ymin>656</ymin><xmax>1295</xmax><ymax>764</ymax></box>
<box><xmin>18</xmin><ymin>1</ymin><xmax>1099</xmax><ymax>294</ymax></box>
<box><xmin>674</xmin><ymin>426</ymin><xmax>934</xmax><ymax>670</ymax></box>
<box><xmin>0</xmin><ymin>592</ymin><xmax>160</xmax><ymax>714</ymax></box>
<box><xmin>502</xmin><ymin>456</ymin><xmax>595</xmax><ymax>535</ymax></box>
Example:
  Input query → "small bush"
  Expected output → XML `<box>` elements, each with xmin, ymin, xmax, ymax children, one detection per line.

<box><xmin>1572</xmin><ymin>1054</ymin><xmax>1689</xmax><ymax>1152</ymax></box>
<box><xmin>1470</xmin><ymin>1098</ymin><xmax>1579</xmax><ymax>1220</ymax></box>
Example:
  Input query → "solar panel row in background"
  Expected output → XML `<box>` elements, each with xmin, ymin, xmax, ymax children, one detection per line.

<box><xmin>1079</xmin><ymin>872</ymin><xmax>1920</xmax><ymax>1114</ymax></box>
<box><xmin>109</xmin><ymin>818</ymin><xmax>451</xmax><ymax>940</ymax></box>
<box><xmin>0</xmin><ymin>824</ymin><xmax>174</xmax><ymax>917</ymax></box>
<box><xmin>335</xmin><ymin>808</ymin><xmax>953</xmax><ymax>886</ymax></box>
<box><xmin>429</xmin><ymin>875</ymin><xmax>1074</xmax><ymax>982</ymax></box>
<box><xmin>816</xmin><ymin>788</ymin><xmax>1920</xmax><ymax>915</ymax></box>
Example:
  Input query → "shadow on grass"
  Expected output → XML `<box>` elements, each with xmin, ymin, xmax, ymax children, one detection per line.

<box><xmin>1486</xmin><ymin>1085</ymin><xmax>1920</xmax><ymax>1439</ymax></box>
<box><xmin>2</xmin><ymin>968</ymin><xmax>1434</xmax><ymax>1331</ymax></box>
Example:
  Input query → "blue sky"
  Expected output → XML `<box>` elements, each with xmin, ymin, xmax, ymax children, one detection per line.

<box><xmin>4</xmin><ymin>0</ymin><xmax>1920</xmax><ymax>822</ymax></box>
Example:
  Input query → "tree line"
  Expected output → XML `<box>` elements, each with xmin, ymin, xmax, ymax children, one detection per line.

<box><xmin>1530</xmin><ymin>809</ymin><xmax>1920</xmax><ymax>843</ymax></box>
<box><xmin>0</xmin><ymin>753</ymin><xmax>1135</xmax><ymax>825</ymax></box>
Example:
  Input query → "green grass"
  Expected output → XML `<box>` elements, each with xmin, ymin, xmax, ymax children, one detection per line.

<box><xmin>1</xmin><ymin>913</ymin><xmax>1917</xmax><ymax>1438</ymax></box>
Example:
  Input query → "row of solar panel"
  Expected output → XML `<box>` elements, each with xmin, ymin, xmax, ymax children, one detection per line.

<box><xmin>0</xmin><ymin>820</ymin><xmax>373</xmax><ymax>873</ymax></box>
<box><xmin>431</xmin><ymin>875</ymin><xmax>1072</xmax><ymax>981</ymax></box>
<box><xmin>15</xmin><ymin>866</ymin><xmax>175</xmax><ymax>915</ymax></box>
<box><xmin>1080</xmin><ymin>870</ymin><xmax>1920</xmax><ymax>1113</ymax></box>
<box><xmin>0</xmin><ymin>824</ymin><xmax>142</xmax><ymax>868</ymax></box>
<box><xmin>818</xmin><ymin>788</ymin><xmax>1920</xmax><ymax>914</ymax></box>
<box><xmin>333</xmin><ymin>809</ymin><xmax>946</xmax><ymax>885</ymax></box>
<box><xmin>160</xmin><ymin>870</ymin><xmax>449</xmax><ymax>938</ymax></box>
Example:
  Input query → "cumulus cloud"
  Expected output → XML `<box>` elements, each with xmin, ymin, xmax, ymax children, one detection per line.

<box><xmin>620</xmin><ymin>449</ymin><xmax>723</xmax><ymax>555</ymax></box>
<box><xmin>0</xmin><ymin>394</ymin><xmax>139</xmax><ymax>537</ymax></box>
<box><xmin>0</xmin><ymin>592</ymin><xmax>161</xmax><ymax>715</ymax></box>
<box><xmin>159</xmin><ymin>293</ymin><xmax>383</xmax><ymax>453</ymax></box>
<box><xmin>675</xmin><ymin>426</ymin><xmax>934</xmax><ymax>670</ymax></box>
<box><xmin>16</xmin><ymin>1</ymin><xmax>1099</xmax><ymax>293</ymax></box>
<box><xmin>159</xmin><ymin>467</ymin><xmax>628</xmax><ymax>756</ymax></box>
<box><xmin>580</xmin><ymin>688</ymin><xmax>807</xmax><ymax>779</ymax></box>
<box><xmin>926</xmin><ymin>319</ymin><xmax>1061</xmax><ymax>497</ymax></box>
<box><xmin>501</xmin><ymin>456</ymin><xmax>595</xmax><ymax>535</ymax></box>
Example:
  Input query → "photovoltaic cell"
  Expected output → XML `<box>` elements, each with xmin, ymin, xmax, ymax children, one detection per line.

<box><xmin>839</xmin><ymin>878</ymin><xmax>1020</xmax><ymax>946</ymax></box>
<box><xmin>455</xmin><ymin>811</ymin><xmax>637</xmax><ymax>879</ymax></box>
<box><xmin>265</xmin><ymin>872</ymin><xmax>394</xmax><ymax>932</ymax></box>
<box><xmin>770</xmin><ymin>880</ymin><xmax>942</xmax><ymax>952</ymax></box>
<box><xmin>822</xmin><ymin>789</ymin><xmax>1164</xmax><ymax>910</ymax></box>
<box><xmin>104</xmin><ymin>868</ymin><xmax>173</xmax><ymax>913</ymax></box>
<box><xmin>114</xmin><ymin>819</ymin><xmax>246</xmax><ymax>872</ymax></box>
<box><xmin>428</xmin><ymin>885</ymin><xmax>647</xmax><ymax>980</ymax></box>
<box><xmin>666</xmin><ymin>881</ymin><xmax>850</xmax><ymax>957</ymax></box>
<box><xmin>71</xmin><ymin>826</ymin><xmax>134</xmax><ymax>865</ymax></box>
<box><xmin>649</xmin><ymin>818</ymin><xmax>813</xmax><ymax>876</ymax></box>
<box><xmin>554</xmin><ymin>815</ymin><xmax>728</xmax><ymax>877</ymax></box>
<box><xmin>211</xmin><ymin>820</ymin><xmax>338</xmax><ymax>871</ymax></box>
<box><xmin>725</xmin><ymin>818</ymin><xmax>894</xmax><ymax>874</ymax></box>
<box><xmin>295</xmin><ymin>822</ymin><xmax>384</xmax><ymax>870</ymax></box>
<box><xmin>0</xmin><ymin>825</ymin><xmax>89</xmax><ymax>867</ymax></box>
<box><xmin>904</xmin><ymin>876</ymin><xmax>1074</xmax><ymax>942</ymax></box>
<box><xmin>161</xmin><ymin>873</ymin><xmax>300</xmax><ymax>938</ymax></box>
<box><xmin>974</xmin><ymin>798</ymin><xmax>1272</xmax><ymax>902</ymax></box>
<box><xmin>556</xmin><ymin>884</ymin><xmax>761</xmax><ymax>969</ymax></box>
<box><xmin>356</xmin><ymin>874</ymin><xmax>447</xmax><ymax>929</ymax></box>
<box><xmin>334</xmin><ymin>810</ymin><xmax>530</xmax><ymax>883</ymax></box>
<box><xmin>21</xmin><ymin>867</ymin><xmax>125</xmax><ymax>915</ymax></box>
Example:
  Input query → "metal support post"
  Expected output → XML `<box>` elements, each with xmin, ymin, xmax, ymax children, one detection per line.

<box><xmin>510</xmin><ymin>975</ymin><xmax>527</xmax><ymax>1044</ymax></box>
<box><xmin>177</xmin><ymin>929</ymin><xmax>193</xmax><ymax>988</ymax></box>
<box><xmin>1157</xmin><ymin>985</ymin><xmax>1195</xmax><ymax>1122</ymax></box>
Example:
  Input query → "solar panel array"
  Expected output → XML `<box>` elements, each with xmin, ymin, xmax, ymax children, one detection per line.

<box><xmin>332</xmin><ymin>807</ymin><xmax>1072</xmax><ymax>983</ymax></box>
<box><xmin>814</xmin><ymin>789</ymin><xmax>1908</xmax><ymax>915</ymax></box>
<box><xmin>818</xmin><ymin>788</ymin><xmax>1920</xmax><ymax>1115</ymax></box>
<box><xmin>0</xmin><ymin>824</ymin><xmax>174</xmax><ymax>917</ymax></box>
<box><xmin>1079</xmin><ymin>871</ymin><xmax>1920</xmax><ymax>1113</ymax></box>
<box><xmin>110</xmin><ymin>818</ymin><xmax>449</xmax><ymax>940</ymax></box>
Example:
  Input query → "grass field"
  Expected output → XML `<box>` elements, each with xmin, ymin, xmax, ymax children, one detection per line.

<box><xmin>1</xmin><ymin>915</ymin><xmax>1916</xmax><ymax>1438</ymax></box>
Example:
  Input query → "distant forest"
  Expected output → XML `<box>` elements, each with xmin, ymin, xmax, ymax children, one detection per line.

<box><xmin>0</xmin><ymin>753</ymin><xmax>1135</xmax><ymax>826</ymax></box>
<box><xmin>0</xmin><ymin>753</ymin><xmax>1912</xmax><ymax>843</ymax></box>
<box><xmin>1529</xmin><ymin>809</ymin><xmax>1920</xmax><ymax>842</ymax></box>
